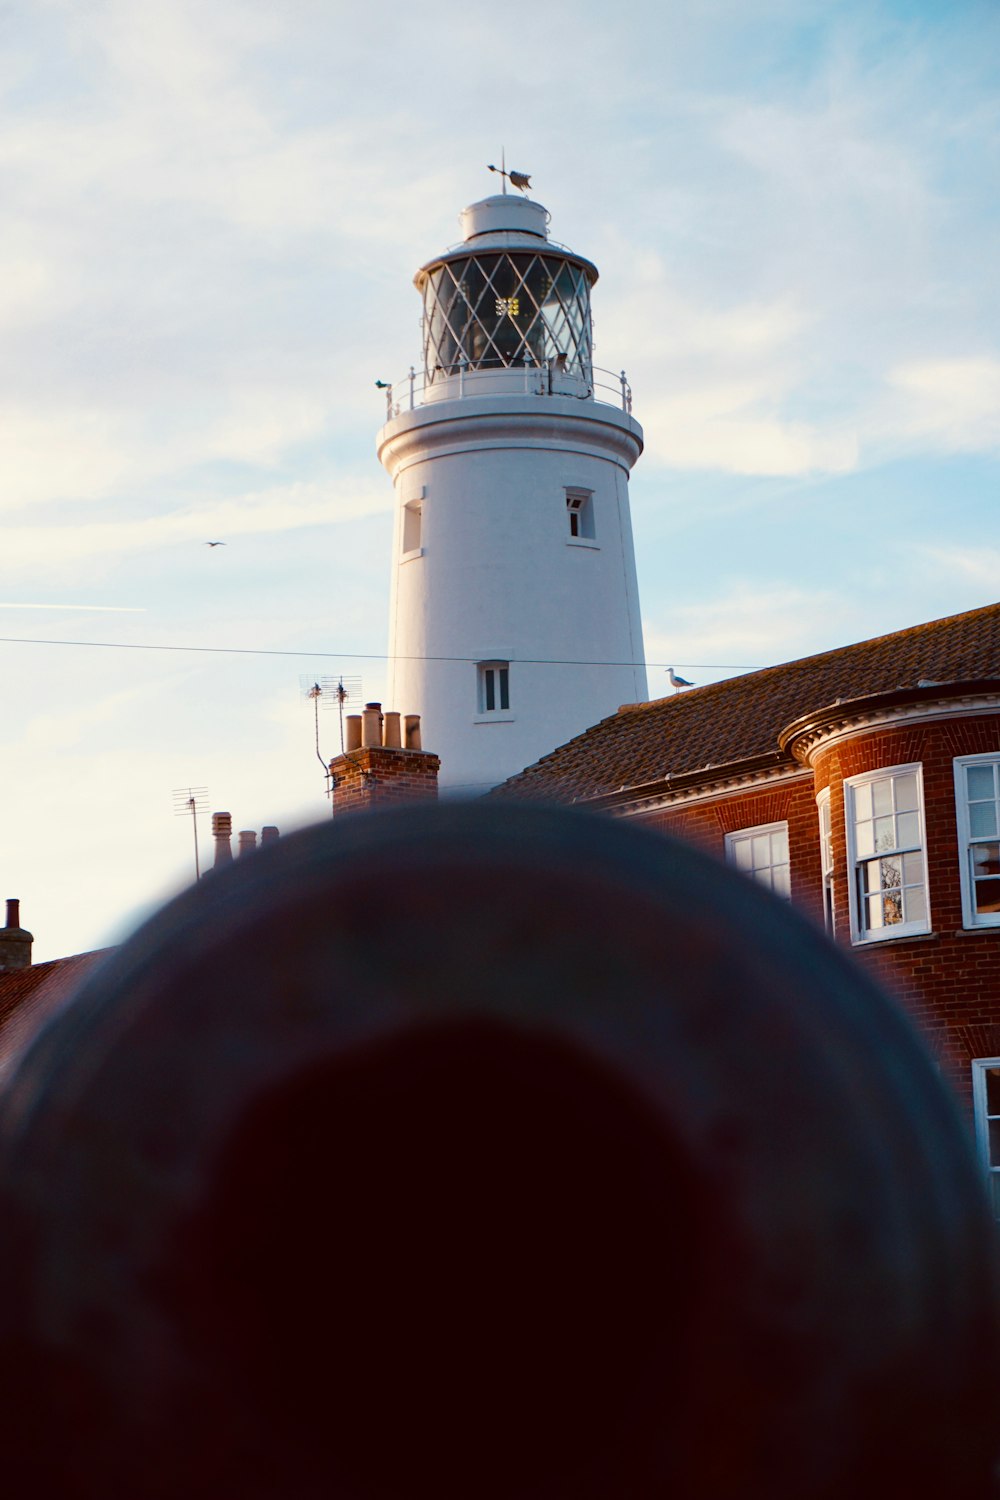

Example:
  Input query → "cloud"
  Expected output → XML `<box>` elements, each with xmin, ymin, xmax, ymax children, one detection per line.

<box><xmin>0</xmin><ymin>476</ymin><xmax>389</xmax><ymax>572</ymax></box>
<box><xmin>907</xmin><ymin>541</ymin><xmax>1000</xmax><ymax>588</ymax></box>
<box><xmin>883</xmin><ymin>357</ymin><xmax>1000</xmax><ymax>454</ymax></box>
<box><xmin>643</xmin><ymin>584</ymin><xmax>858</xmax><ymax>679</ymax></box>
<box><xmin>0</xmin><ymin>602</ymin><xmax>144</xmax><ymax>611</ymax></box>
<box><xmin>638</xmin><ymin>385</ymin><xmax>859</xmax><ymax>475</ymax></box>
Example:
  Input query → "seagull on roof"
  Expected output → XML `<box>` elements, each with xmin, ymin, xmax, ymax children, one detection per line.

<box><xmin>667</xmin><ymin>667</ymin><xmax>695</xmax><ymax>692</ymax></box>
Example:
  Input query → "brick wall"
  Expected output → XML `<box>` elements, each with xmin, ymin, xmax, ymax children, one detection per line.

<box><xmin>640</xmin><ymin>774</ymin><xmax>825</xmax><ymax>926</ymax></box>
<box><xmin>331</xmin><ymin>746</ymin><xmax>440</xmax><ymax>816</ymax></box>
<box><xmin>814</xmin><ymin>714</ymin><xmax>1000</xmax><ymax>1110</ymax></box>
<box><xmin>631</xmin><ymin>712</ymin><xmax>1000</xmax><ymax>1113</ymax></box>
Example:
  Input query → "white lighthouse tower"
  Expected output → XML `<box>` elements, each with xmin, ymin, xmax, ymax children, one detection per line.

<box><xmin>378</xmin><ymin>184</ymin><xmax>647</xmax><ymax>793</ymax></box>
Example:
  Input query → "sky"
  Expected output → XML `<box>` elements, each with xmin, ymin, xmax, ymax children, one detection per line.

<box><xmin>2</xmin><ymin>0</ymin><xmax>998</xmax><ymax>960</ymax></box>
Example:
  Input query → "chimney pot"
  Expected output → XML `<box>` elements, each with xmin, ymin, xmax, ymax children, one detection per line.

<box><xmin>404</xmin><ymin>714</ymin><xmax>422</xmax><ymax>750</ymax></box>
<box><xmin>212</xmin><ymin>812</ymin><xmax>233</xmax><ymax>867</ymax></box>
<box><xmin>238</xmin><ymin>831</ymin><xmax>257</xmax><ymax>857</ymax></box>
<box><xmin>383</xmin><ymin>711</ymin><xmax>402</xmax><ymax>748</ymax></box>
<box><xmin>260</xmin><ymin>826</ymin><xmax>280</xmax><ymax>845</ymax></box>
<box><xmin>362</xmin><ymin>703</ymin><xmax>383</xmax><ymax>748</ymax></box>
<box><xmin>345</xmin><ymin>715</ymin><xmax>362</xmax><ymax>752</ymax></box>
<box><xmin>0</xmin><ymin>898</ymin><xmax>33</xmax><ymax>972</ymax></box>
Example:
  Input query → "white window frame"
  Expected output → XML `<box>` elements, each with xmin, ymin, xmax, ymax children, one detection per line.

<box><xmin>971</xmin><ymin>1059</ymin><xmax>1000</xmax><ymax>1221</ymax></box>
<box><xmin>954</xmin><ymin>754</ymin><xmax>1000</xmax><ymax>930</ymax></box>
<box><xmin>565</xmin><ymin>487</ymin><xmax>597</xmax><ymax>546</ymax></box>
<box><xmin>844</xmin><ymin>763</ymin><xmax>930</xmax><ymax>944</ymax></box>
<box><xmin>724</xmin><ymin>821</ymin><xmax>791</xmax><ymax>899</ymax></box>
<box><xmin>401</xmin><ymin>497</ymin><xmax>424</xmax><ymax>560</ymax></box>
<box><xmin>476</xmin><ymin>660</ymin><xmax>513</xmax><ymax>720</ymax></box>
<box><xmin>817</xmin><ymin>787</ymin><xmax>835</xmax><ymax>934</ymax></box>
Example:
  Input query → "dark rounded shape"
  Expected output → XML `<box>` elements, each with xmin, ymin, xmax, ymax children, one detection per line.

<box><xmin>0</xmin><ymin>802</ymin><xmax>994</xmax><ymax>1499</ymax></box>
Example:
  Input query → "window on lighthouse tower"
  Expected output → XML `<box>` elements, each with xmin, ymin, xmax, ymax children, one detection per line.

<box><xmin>566</xmin><ymin>489</ymin><xmax>594</xmax><ymax>540</ymax></box>
<box><xmin>478</xmin><ymin>662</ymin><xmax>510</xmax><ymax>714</ymax></box>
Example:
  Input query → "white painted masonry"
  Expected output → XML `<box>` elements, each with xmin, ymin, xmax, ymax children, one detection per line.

<box><xmin>378</xmin><ymin>193</ymin><xmax>647</xmax><ymax>793</ymax></box>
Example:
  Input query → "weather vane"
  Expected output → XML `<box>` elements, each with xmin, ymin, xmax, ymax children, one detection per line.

<box><xmin>487</xmin><ymin>149</ymin><xmax>531</xmax><ymax>196</ymax></box>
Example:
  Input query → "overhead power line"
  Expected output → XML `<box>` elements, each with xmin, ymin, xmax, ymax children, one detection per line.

<box><xmin>0</xmin><ymin>633</ymin><xmax>759</xmax><ymax>672</ymax></box>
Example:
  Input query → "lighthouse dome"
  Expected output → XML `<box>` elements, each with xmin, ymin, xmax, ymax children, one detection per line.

<box><xmin>459</xmin><ymin>194</ymin><xmax>549</xmax><ymax>243</ymax></box>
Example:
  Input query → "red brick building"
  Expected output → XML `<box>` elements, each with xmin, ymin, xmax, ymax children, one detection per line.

<box><xmin>494</xmin><ymin>601</ymin><xmax>1000</xmax><ymax>1207</ymax></box>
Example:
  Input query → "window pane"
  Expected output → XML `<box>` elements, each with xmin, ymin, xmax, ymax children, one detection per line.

<box><xmin>974</xmin><ymin>878</ymin><xmax>1000</xmax><ymax>915</ymax></box>
<box><xmin>879</xmin><ymin>856</ymin><xmax>902</xmax><ymax>892</ymax></box>
<box><xmin>770</xmin><ymin>829</ymin><xmax>789</xmax><ymax>863</ymax></box>
<box><xmin>751</xmin><ymin>833</ymin><xmax>770</xmax><ymax>869</ymax></box>
<box><xmin>872</xmin><ymin>778</ymin><xmax>893</xmax><ymax>816</ymax></box>
<box><xmin>874</xmin><ymin>815</ymin><xmax>895</xmax><ymax>852</ymax></box>
<box><xmin>855</xmin><ymin>820</ymin><xmax>875</xmax><ymax>857</ymax></box>
<box><xmin>897</xmin><ymin>811</ymin><xmax>920</xmax><ymax>848</ymax></box>
<box><xmin>860</xmin><ymin>859</ymin><xmax>880</xmax><ymax>895</ymax></box>
<box><xmin>967</xmin><ymin>764</ymin><xmax>997</xmax><ymax>800</ymax></box>
<box><xmin>972</xmin><ymin>843</ymin><xmax>1000</xmax><ymax>876</ymax></box>
<box><xmin>484</xmin><ymin>670</ymin><xmax>495</xmax><ymax>711</ymax></box>
<box><xmin>772</xmin><ymin>864</ymin><xmax>791</xmax><ymax>898</ymax></box>
<box><xmin>902</xmin><ymin>850</ymin><xmax>924</xmax><ymax>885</ymax></box>
<box><xmin>853</xmin><ymin>782</ymin><xmax>872</xmax><ymax>820</ymax></box>
<box><xmin>904</xmin><ymin>886</ymin><xmax>927</xmax><ymax>924</ymax></box>
<box><xmin>499</xmin><ymin>668</ymin><xmax>509</xmax><ymax>711</ymax></box>
<box><xmin>970</xmin><ymin>802</ymin><xmax>998</xmax><ymax>838</ymax></box>
<box><xmin>866</xmin><ymin>892</ymin><xmax>884</xmax><ymax>929</ymax></box>
<box><xmin>894</xmin><ymin>773</ymin><xmax>919</xmax><ymax>813</ymax></box>
<box><xmin>989</xmin><ymin>1120</ymin><xmax>1000</xmax><ymax>1166</ymax></box>
<box><xmin>985</xmin><ymin>1067</ymin><xmax>1000</xmax><ymax>1114</ymax></box>
<box><xmin>882</xmin><ymin>891</ymin><xmax>904</xmax><ymax>926</ymax></box>
<box><xmin>733</xmin><ymin>839</ymin><xmax>751</xmax><ymax>871</ymax></box>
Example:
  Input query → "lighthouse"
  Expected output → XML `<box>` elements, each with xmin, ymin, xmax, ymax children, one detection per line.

<box><xmin>378</xmin><ymin>184</ymin><xmax>647</xmax><ymax>793</ymax></box>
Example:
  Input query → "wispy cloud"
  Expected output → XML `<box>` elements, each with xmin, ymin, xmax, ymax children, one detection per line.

<box><xmin>0</xmin><ymin>603</ymin><xmax>146</xmax><ymax>611</ymax></box>
<box><xmin>0</xmin><ymin>477</ymin><xmax>388</xmax><ymax>572</ymax></box>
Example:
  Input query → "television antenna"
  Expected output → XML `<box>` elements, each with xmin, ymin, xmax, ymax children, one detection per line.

<box><xmin>300</xmin><ymin>675</ymin><xmax>363</xmax><ymax>801</ymax></box>
<box><xmin>172</xmin><ymin>786</ymin><xmax>209</xmax><ymax>881</ymax></box>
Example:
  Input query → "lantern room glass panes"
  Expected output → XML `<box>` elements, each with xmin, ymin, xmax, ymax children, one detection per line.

<box><xmin>847</xmin><ymin>766</ymin><xmax>929</xmax><ymax>940</ymax></box>
<box><xmin>422</xmin><ymin>253</ymin><xmax>593</xmax><ymax>382</ymax></box>
<box><xmin>955</xmin><ymin>757</ymin><xmax>1000</xmax><ymax>926</ymax></box>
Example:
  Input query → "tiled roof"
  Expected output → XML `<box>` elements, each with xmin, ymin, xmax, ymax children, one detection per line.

<box><xmin>0</xmin><ymin>950</ymin><xmax>110</xmax><ymax>1081</ymax></box>
<box><xmin>493</xmin><ymin>600</ymin><xmax>1000</xmax><ymax>804</ymax></box>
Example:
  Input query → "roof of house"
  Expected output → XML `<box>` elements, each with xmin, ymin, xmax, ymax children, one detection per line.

<box><xmin>0</xmin><ymin>950</ymin><xmax>111</xmax><ymax>1082</ymax></box>
<box><xmin>493</xmin><ymin>600</ymin><xmax>1000</xmax><ymax>805</ymax></box>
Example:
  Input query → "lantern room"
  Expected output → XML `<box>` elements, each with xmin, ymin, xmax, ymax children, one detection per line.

<box><xmin>415</xmin><ymin>194</ymin><xmax>597</xmax><ymax>394</ymax></box>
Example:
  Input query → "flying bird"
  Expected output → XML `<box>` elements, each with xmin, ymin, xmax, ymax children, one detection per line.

<box><xmin>667</xmin><ymin>667</ymin><xmax>695</xmax><ymax>691</ymax></box>
<box><xmin>205</xmin><ymin>541</ymin><xmax>226</xmax><ymax>547</ymax></box>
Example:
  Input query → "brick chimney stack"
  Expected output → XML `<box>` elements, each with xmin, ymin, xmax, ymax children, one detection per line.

<box><xmin>330</xmin><ymin>705</ymin><xmax>439</xmax><ymax>815</ymax></box>
<box><xmin>0</xmin><ymin>899</ymin><xmax>33</xmax><ymax>973</ymax></box>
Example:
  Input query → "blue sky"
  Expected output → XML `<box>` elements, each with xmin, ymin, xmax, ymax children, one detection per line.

<box><xmin>2</xmin><ymin>0</ymin><xmax>998</xmax><ymax>959</ymax></box>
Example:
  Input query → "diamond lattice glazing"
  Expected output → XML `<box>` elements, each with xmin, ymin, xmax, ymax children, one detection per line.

<box><xmin>422</xmin><ymin>253</ymin><xmax>593</xmax><ymax>382</ymax></box>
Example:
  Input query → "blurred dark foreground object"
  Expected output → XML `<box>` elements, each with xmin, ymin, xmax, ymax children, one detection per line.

<box><xmin>0</xmin><ymin>803</ymin><xmax>995</xmax><ymax>1499</ymax></box>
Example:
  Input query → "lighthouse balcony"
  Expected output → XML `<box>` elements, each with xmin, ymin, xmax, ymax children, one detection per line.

<box><xmin>379</xmin><ymin>362</ymin><xmax>633</xmax><ymax>418</ymax></box>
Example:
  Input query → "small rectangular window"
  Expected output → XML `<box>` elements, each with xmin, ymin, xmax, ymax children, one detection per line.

<box><xmin>725</xmin><ymin>822</ymin><xmax>791</xmax><ymax>898</ymax></box>
<box><xmin>478</xmin><ymin>661</ymin><xmax>510</xmax><ymax>715</ymax></box>
<box><xmin>402</xmin><ymin>500</ymin><xmax>423</xmax><ymax>556</ymax></box>
<box><xmin>954</xmin><ymin>756</ymin><xmax>1000</xmax><ymax>928</ymax></box>
<box><xmin>565</xmin><ymin>489</ymin><xmax>595</xmax><ymax>541</ymax></box>
<box><xmin>845</xmin><ymin>764</ymin><xmax>929</xmax><ymax>942</ymax></box>
<box><xmin>972</xmin><ymin>1060</ymin><xmax>1000</xmax><ymax>1221</ymax></box>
